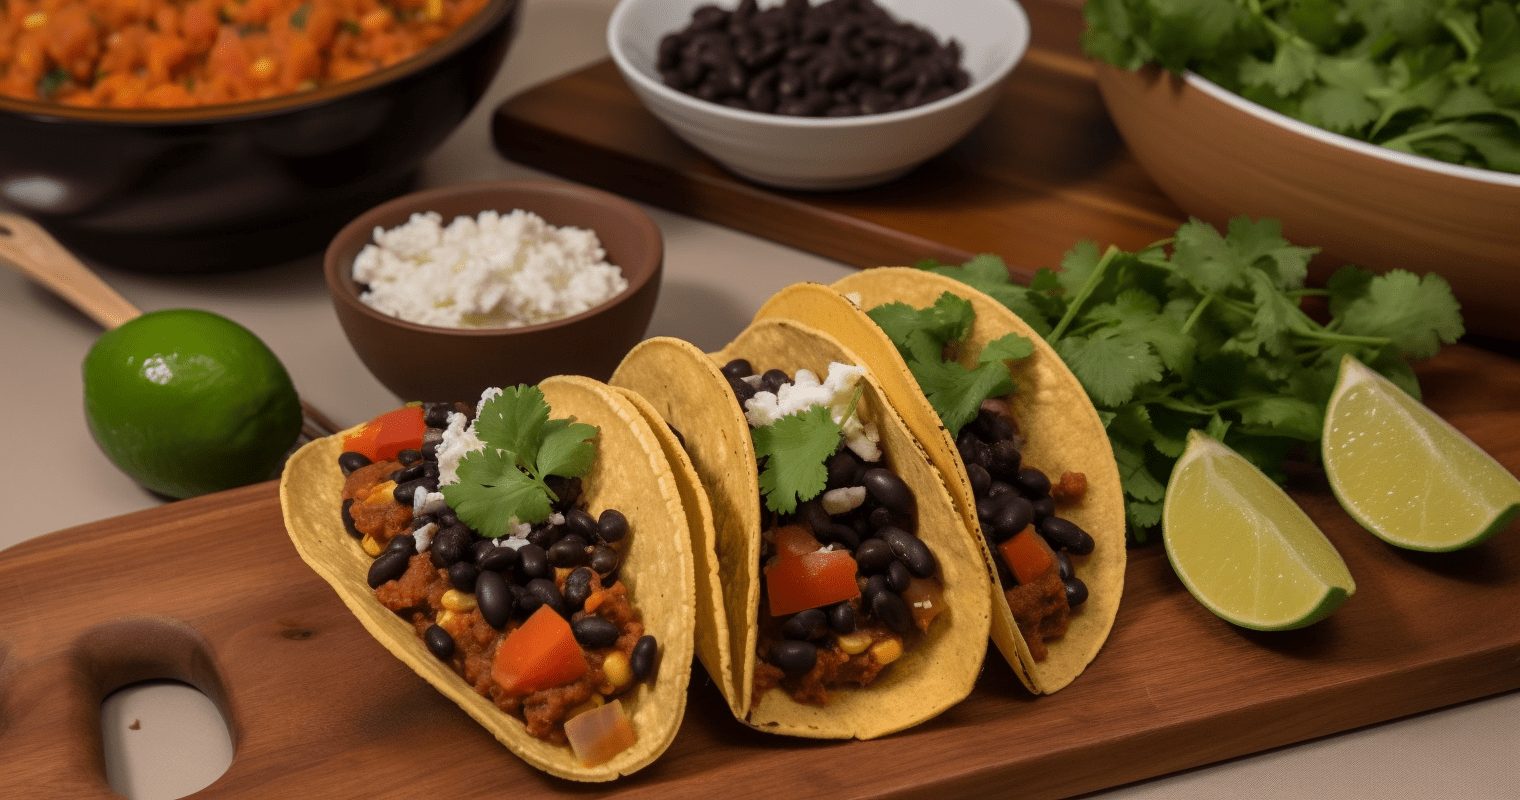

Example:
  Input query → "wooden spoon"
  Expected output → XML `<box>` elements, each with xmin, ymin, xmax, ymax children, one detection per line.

<box><xmin>0</xmin><ymin>211</ymin><xmax>341</xmax><ymax>441</ymax></box>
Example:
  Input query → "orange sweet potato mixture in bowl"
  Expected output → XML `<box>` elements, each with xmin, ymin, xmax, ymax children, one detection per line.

<box><xmin>0</xmin><ymin>0</ymin><xmax>488</xmax><ymax>108</ymax></box>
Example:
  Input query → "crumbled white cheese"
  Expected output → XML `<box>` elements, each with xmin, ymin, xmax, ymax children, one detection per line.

<box><xmin>413</xmin><ymin>522</ymin><xmax>437</xmax><ymax>553</ymax></box>
<box><xmin>414</xmin><ymin>489</ymin><xmax>447</xmax><ymax>517</ymax></box>
<box><xmin>744</xmin><ymin>362</ymin><xmax>882</xmax><ymax>462</ymax></box>
<box><xmin>821</xmin><ymin>485</ymin><xmax>866</xmax><ymax>515</ymax></box>
<box><xmin>352</xmin><ymin>209</ymin><xmax>629</xmax><ymax>329</ymax></box>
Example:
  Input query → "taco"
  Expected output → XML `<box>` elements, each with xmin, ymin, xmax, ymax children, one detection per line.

<box><xmin>752</xmin><ymin>271</ymin><xmax>1126</xmax><ymax>695</ymax></box>
<box><xmin>279</xmin><ymin>375</ymin><xmax>696</xmax><ymax>781</ymax></box>
<box><xmin>609</xmin><ymin>324</ymin><xmax>992</xmax><ymax>740</ymax></box>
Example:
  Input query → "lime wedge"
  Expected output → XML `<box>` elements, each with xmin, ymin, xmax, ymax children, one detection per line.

<box><xmin>1323</xmin><ymin>354</ymin><xmax>1520</xmax><ymax>552</ymax></box>
<box><xmin>1163</xmin><ymin>430</ymin><xmax>1355</xmax><ymax>631</ymax></box>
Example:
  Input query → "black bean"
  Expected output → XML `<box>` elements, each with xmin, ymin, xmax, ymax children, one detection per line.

<box><xmin>1064</xmin><ymin>576</ymin><xmax>1089</xmax><ymax>607</ymax></box>
<box><xmin>410</xmin><ymin>513</ymin><xmax>437</xmax><ymax>531</ymax></box>
<box><xmin>989</xmin><ymin>495</ymin><xmax>1034</xmax><ymax>543</ymax></box>
<box><xmin>1016</xmin><ymin>466</ymin><xmax>1051</xmax><ymax>497</ymax></box>
<box><xmin>975</xmin><ymin>495</ymin><xmax>1001</xmax><ymax>526</ymax></box>
<box><xmin>781</xmin><ymin>608</ymin><xmax>828</xmax><ymax>641</ymax></box>
<box><xmin>771</xmin><ymin>640</ymin><xmax>817</xmax><ymax>674</ymax></box>
<box><xmin>879</xmin><ymin>526</ymin><xmax>936</xmax><ymax>578</ymax></box>
<box><xmin>957</xmin><ymin>431</ymin><xmax>988</xmax><ymax>468</ymax></box>
<box><xmin>886</xmin><ymin>560</ymin><xmax>911</xmax><ymax>593</ymax></box>
<box><xmin>965</xmin><ymin>462</ymin><xmax>992</xmax><ymax>498</ymax></box>
<box><xmin>564</xmin><ymin>508</ymin><xmax>598</xmax><ymax>540</ymax></box>
<box><xmin>548</xmin><ymin>535</ymin><xmax>589</xmax><ymax>568</ymax></box>
<box><xmin>392</xmin><ymin>479</ymin><xmax>426</xmax><ymax>506</ymax></box>
<box><xmin>430</xmin><ymin>525</ymin><xmax>470</xmax><ymax>568</ymax></box>
<box><xmin>728</xmin><ymin>375</ymin><xmax>757</xmax><ymax>406</ymax></box>
<box><xmin>338</xmin><ymin>451</ymin><xmax>371</xmax><ymax>475</ymax></box>
<box><xmin>448</xmin><ymin>561</ymin><xmax>478</xmax><ymax>592</ymax></box>
<box><xmin>424</xmin><ymin>403</ymin><xmax>452</xmax><ymax>428</ymax></box>
<box><xmin>572</xmin><ymin>616</ymin><xmax>621</xmax><ymax>649</ymax></box>
<box><xmin>988</xmin><ymin>480</ymin><xmax>1015</xmax><ymax>498</ymax></box>
<box><xmin>396</xmin><ymin>448</ymin><xmax>423</xmax><ymax>466</ymax></box>
<box><xmin>871</xmin><ymin>590</ymin><xmax>914</xmax><ymax>635</ymax></box>
<box><xmin>476</xmin><ymin>570</ymin><xmax>512</xmax><ymax>629</ymax></box>
<box><xmin>864</xmin><ymin>573</ymin><xmax>888</xmax><ymax>603</ymax></box>
<box><xmin>420</xmin><ymin>439</ymin><xmax>439</xmax><ymax>461</ymax></box>
<box><xmin>818</xmin><ymin>522</ymin><xmax>860</xmax><ymax>551</ymax></box>
<box><xmin>386</xmin><ymin>533</ymin><xmax>417</xmax><ymax>554</ymax></box>
<box><xmin>476</xmin><ymin>544</ymin><xmax>518</xmax><ymax>573</ymax></box>
<box><xmin>798</xmin><ymin>499</ymin><xmax>830</xmax><ymax>534</ymax></box>
<box><xmin>526</xmin><ymin>523</ymin><xmax>558</xmax><ymax>550</ymax></box>
<box><xmin>825</xmin><ymin>450</ymin><xmax>861</xmax><ymax>489</ymax></box>
<box><xmin>366</xmin><ymin>549</ymin><xmax>410</xmax><ymax>588</ymax></box>
<box><xmin>1031</xmin><ymin>495</ymin><xmax>1055</xmax><ymax>521</ymax></box>
<box><xmin>564</xmin><ymin>567</ymin><xmax>595</xmax><ymax>611</ymax></box>
<box><xmin>861</xmin><ymin>468</ymin><xmax>914</xmax><ymax>516</ymax></box>
<box><xmin>341</xmin><ymin>499</ymin><xmax>360</xmax><ymax>539</ymax></box>
<box><xmin>855</xmin><ymin>538</ymin><xmax>893</xmax><ymax>572</ymax></box>
<box><xmin>424</xmin><ymin>624</ymin><xmax>454</xmax><ymax>660</ymax></box>
<box><xmin>527</xmin><ymin>577</ymin><xmax>568</xmax><ymax>618</ymax></box>
<box><xmin>517</xmin><ymin>544</ymin><xmax>549</xmax><ymax>580</ymax></box>
<box><xmin>721</xmin><ymin>358</ymin><xmax>753</xmax><ymax>379</ymax></box>
<box><xmin>546</xmin><ymin>475</ymin><xmax>582</xmax><ymax>511</ymax></box>
<box><xmin>759</xmin><ymin>368</ymin><xmax>791</xmax><ymax>394</ymax></box>
<box><xmin>516</xmin><ymin>584</ymin><xmax>543</xmax><ymax>616</ymax></box>
<box><xmin>631</xmin><ymin>635</ymin><xmax>659</xmax><ymax>681</ymax></box>
<box><xmin>1039</xmin><ymin>516</ymin><xmax>1095</xmax><ymax>555</ymax></box>
<box><xmin>598</xmin><ymin>509</ymin><xmax>629</xmax><ymax>543</ymax></box>
<box><xmin>587</xmin><ymin>545</ymin><xmax>618</xmax><ymax>576</ymax></box>
<box><xmin>1055</xmin><ymin>550</ymin><xmax>1074</xmax><ymax>581</ymax></box>
<box><xmin>828</xmin><ymin>601</ymin><xmax>856</xmax><ymax>634</ymax></box>
<box><xmin>986</xmin><ymin>439</ymin><xmax>1022</xmax><ymax>481</ymax></box>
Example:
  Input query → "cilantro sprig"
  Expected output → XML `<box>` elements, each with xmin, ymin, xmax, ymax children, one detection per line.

<box><xmin>750</xmin><ymin>385</ymin><xmax>864</xmax><ymax>515</ymax></box>
<box><xmin>1083</xmin><ymin>0</ymin><xmax>1520</xmax><ymax>173</ymax></box>
<box><xmin>919</xmin><ymin>216</ymin><xmax>1464</xmax><ymax>541</ymax></box>
<box><xmin>439</xmin><ymin>386</ymin><xmax>598</xmax><ymax>537</ymax></box>
<box><xmin>866</xmin><ymin>292</ymin><xmax>1036</xmax><ymax>439</ymax></box>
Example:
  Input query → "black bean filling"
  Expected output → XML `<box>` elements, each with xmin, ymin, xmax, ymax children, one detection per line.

<box><xmin>657</xmin><ymin>0</ymin><xmax>971</xmax><ymax>118</ymax></box>
<box><xmin>959</xmin><ymin>403</ymin><xmax>1092</xmax><ymax>607</ymax></box>
<box><xmin>724</xmin><ymin>359</ymin><xmax>938</xmax><ymax>676</ymax></box>
<box><xmin>342</xmin><ymin>401</ymin><xmax>658</xmax><ymax>663</ymax></box>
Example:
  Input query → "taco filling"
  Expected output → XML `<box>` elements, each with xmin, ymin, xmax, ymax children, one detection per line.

<box><xmin>721</xmin><ymin>358</ymin><xmax>948</xmax><ymax>706</ymax></box>
<box><xmin>863</xmin><ymin>292</ymin><xmax>1096</xmax><ymax>661</ymax></box>
<box><xmin>335</xmin><ymin>388</ymin><xmax>659</xmax><ymax>762</ymax></box>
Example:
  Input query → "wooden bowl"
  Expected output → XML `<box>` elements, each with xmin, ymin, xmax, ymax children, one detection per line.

<box><xmin>324</xmin><ymin>180</ymin><xmax>663</xmax><ymax>404</ymax></box>
<box><xmin>1094</xmin><ymin>63</ymin><xmax>1520</xmax><ymax>342</ymax></box>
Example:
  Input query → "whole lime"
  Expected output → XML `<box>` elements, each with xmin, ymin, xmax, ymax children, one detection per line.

<box><xmin>83</xmin><ymin>309</ymin><xmax>303</xmax><ymax>499</ymax></box>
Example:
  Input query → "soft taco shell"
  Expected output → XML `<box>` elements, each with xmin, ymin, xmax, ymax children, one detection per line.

<box><xmin>754</xmin><ymin>272</ymin><xmax>1126</xmax><ymax>695</ymax></box>
<box><xmin>613</xmin><ymin>326</ymin><xmax>992</xmax><ymax>740</ymax></box>
<box><xmin>279</xmin><ymin>374</ymin><xmax>696</xmax><ymax>781</ymax></box>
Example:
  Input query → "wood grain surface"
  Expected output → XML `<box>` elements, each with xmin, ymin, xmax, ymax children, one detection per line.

<box><xmin>492</xmin><ymin>0</ymin><xmax>1183</xmax><ymax>283</ymax></box>
<box><xmin>1</xmin><ymin>344</ymin><xmax>1517</xmax><ymax>799</ymax></box>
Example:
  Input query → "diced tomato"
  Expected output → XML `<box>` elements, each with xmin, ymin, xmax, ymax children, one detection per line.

<box><xmin>342</xmin><ymin>405</ymin><xmax>426</xmax><ymax>462</ymax></box>
<box><xmin>564</xmin><ymin>700</ymin><xmax>639</xmax><ymax>767</ymax></box>
<box><xmin>998</xmin><ymin>525</ymin><xmax>1055</xmax><ymax>586</ymax></box>
<box><xmin>491</xmin><ymin>605</ymin><xmax>588</xmax><ymax>696</ymax></box>
<box><xmin>901</xmin><ymin>576</ymin><xmax>946</xmax><ymax>632</ymax></box>
<box><xmin>766</xmin><ymin>545</ymin><xmax>860</xmax><ymax>617</ymax></box>
<box><xmin>772</xmin><ymin>524</ymin><xmax>823</xmax><ymax>557</ymax></box>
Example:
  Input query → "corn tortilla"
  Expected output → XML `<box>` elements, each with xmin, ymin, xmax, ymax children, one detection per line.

<box><xmin>753</xmin><ymin>272</ymin><xmax>1126</xmax><ymax>695</ymax></box>
<box><xmin>612</xmin><ymin>326</ymin><xmax>992</xmax><ymax>740</ymax></box>
<box><xmin>279</xmin><ymin>375</ymin><xmax>697</xmax><ymax>781</ymax></box>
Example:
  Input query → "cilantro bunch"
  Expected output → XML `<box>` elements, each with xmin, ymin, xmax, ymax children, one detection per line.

<box><xmin>865</xmin><ymin>292</ymin><xmax>1036</xmax><ymax>439</ymax></box>
<box><xmin>440</xmin><ymin>386</ymin><xmax>598</xmax><ymax>537</ymax></box>
<box><xmin>1083</xmin><ymin>0</ymin><xmax>1520</xmax><ymax>173</ymax></box>
<box><xmin>921</xmin><ymin>216</ymin><xmax>1464</xmax><ymax>541</ymax></box>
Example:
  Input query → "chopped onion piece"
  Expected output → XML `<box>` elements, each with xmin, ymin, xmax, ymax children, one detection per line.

<box><xmin>564</xmin><ymin>699</ymin><xmax>638</xmax><ymax>767</ymax></box>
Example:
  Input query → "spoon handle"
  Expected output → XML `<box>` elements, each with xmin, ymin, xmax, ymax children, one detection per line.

<box><xmin>0</xmin><ymin>213</ymin><xmax>141</xmax><ymax>330</ymax></box>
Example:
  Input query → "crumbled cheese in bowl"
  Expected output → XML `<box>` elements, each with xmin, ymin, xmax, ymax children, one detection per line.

<box><xmin>352</xmin><ymin>209</ymin><xmax>629</xmax><ymax>329</ymax></box>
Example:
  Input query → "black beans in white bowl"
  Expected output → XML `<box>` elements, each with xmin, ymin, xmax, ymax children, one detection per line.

<box><xmin>607</xmin><ymin>0</ymin><xmax>1030</xmax><ymax>191</ymax></box>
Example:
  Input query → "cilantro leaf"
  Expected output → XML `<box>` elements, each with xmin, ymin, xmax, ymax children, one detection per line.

<box><xmin>441</xmin><ymin>386</ymin><xmax>599</xmax><ymax>536</ymax></box>
<box><xmin>867</xmin><ymin>293</ymin><xmax>974</xmax><ymax>365</ymax></box>
<box><xmin>1334</xmin><ymin>269</ymin><xmax>1464</xmax><ymax>358</ymax></box>
<box><xmin>912</xmin><ymin>357</ymin><xmax>1016</xmax><ymax>439</ymax></box>
<box><xmin>752</xmin><ymin>405</ymin><xmax>842</xmax><ymax>515</ymax></box>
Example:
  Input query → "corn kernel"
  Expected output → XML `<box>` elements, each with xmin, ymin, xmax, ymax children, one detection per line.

<box><xmin>424</xmin><ymin>0</ymin><xmax>442</xmax><ymax>20</ymax></box>
<box><xmin>436</xmin><ymin>609</ymin><xmax>456</xmax><ymax>628</ymax></box>
<box><xmin>250</xmin><ymin>57</ymin><xmax>275</xmax><ymax>80</ymax></box>
<box><xmin>361</xmin><ymin>481</ymin><xmax>398</xmax><ymax>506</ymax></box>
<box><xmin>836</xmin><ymin>631</ymin><xmax>872</xmax><ymax>655</ymax></box>
<box><xmin>23</xmin><ymin>11</ymin><xmax>47</xmax><ymax>29</ymax></box>
<box><xmin>603</xmin><ymin>651</ymin><xmax>633</xmax><ymax>688</ymax></box>
<box><xmin>870</xmin><ymin>637</ymin><xmax>903</xmax><ymax>666</ymax></box>
<box><xmin>361</xmin><ymin>535</ymin><xmax>383</xmax><ymax>557</ymax></box>
<box><xmin>441</xmin><ymin>589</ymin><xmax>476</xmax><ymax>612</ymax></box>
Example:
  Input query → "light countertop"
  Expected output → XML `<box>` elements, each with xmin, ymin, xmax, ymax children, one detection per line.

<box><xmin>2</xmin><ymin>1</ymin><xmax>1516</xmax><ymax>798</ymax></box>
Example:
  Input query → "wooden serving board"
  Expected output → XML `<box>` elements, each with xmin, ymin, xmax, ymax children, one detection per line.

<box><xmin>491</xmin><ymin>0</ymin><xmax>1185</xmax><ymax>284</ymax></box>
<box><xmin>1</xmin><ymin>342</ymin><xmax>1518</xmax><ymax>799</ymax></box>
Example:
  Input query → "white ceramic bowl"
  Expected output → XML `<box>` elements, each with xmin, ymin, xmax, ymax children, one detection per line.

<box><xmin>607</xmin><ymin>0</ymin><xmax>1029</xmax><ymax>191</ymax></box>
<box><xmin>1095</xmin><ymin>63</ymin><xmax>1520</xmax><ymax>343</ymax></box>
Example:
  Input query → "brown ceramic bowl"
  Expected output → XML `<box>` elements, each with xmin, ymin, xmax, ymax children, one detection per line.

<box><xmin>1095</xmin><ymin>63</ymin><xmax>1520</xmax><ymax>343</ymax></box>
<box><xmin>324</xmin><ymin>180</ymin><xmax>663</xmax><ymax>404</ymax></box>
<box><xmin>0</xmin><ymin>0</ymin><xmax>520</xmax><ymax>273</ymax></box>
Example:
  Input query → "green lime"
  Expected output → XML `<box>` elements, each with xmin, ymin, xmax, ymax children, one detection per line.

<box><xmin>1163</xmin><ymin>430</ymin><xmax>1355</xmax><ymax>631</ymax></box>
<box><xmin>83</xmin><ymin>309</ymin><xmax>303</xmax><ymax>499</ymax></box>
<box><xmin>1323</xmin><ymin>354</ymin><xmax>1520</xmax><ymax>552</ymax></box>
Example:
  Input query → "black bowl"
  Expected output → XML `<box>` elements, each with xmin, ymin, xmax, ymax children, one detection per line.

<box><xmin>0</xmin><ymin>0</ymin><xmax>520</xmax><ymax>273</ymax></box>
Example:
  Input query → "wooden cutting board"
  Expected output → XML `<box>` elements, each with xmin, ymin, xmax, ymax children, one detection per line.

<box><xmin>1</xmin><ymin>343</ymin><xmax>1518</xmax><ymax>799</ymax></box>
